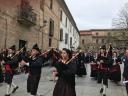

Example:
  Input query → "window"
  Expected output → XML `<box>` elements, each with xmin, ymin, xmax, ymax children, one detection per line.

<box><xmin>49</xmin><ymin>38</ymin><xmax>52</xmax><ymax>47</ymax></box>
<box><xmin>49</xmin><ymin>19</ymin><xmax>54</xmax><ymax>36</ymax></box>
<box><xmin>96</xmin><ymin>32</ymin><xmax>99</xmax><ymax>36</ymax></box>
<box><xmin>102</xmin><ymin>39</ymin><xmax>104</xmax><ymax>43</ymax></box>
<box><xmin>70</xmin><ymin>37</ymin><xmax>72</xmax><ymax>47</ymax></box>
<box><xmin>60</xmin><ymin>29</ymin><xmax>63</xmax><ymax>41</ymax></box>
<box><xmin>19</xmin><ymin>40</ymin><xmax>27</xmax><ymax>49</ymax></box>
<box><xmin>73</xmin><ymin>28</ymin><xmax>75</xmax><ymax>36</ymax></box>
<box><xmin>96</xmin><ymin>39</ymin><xmax>98</xmax><ymax>44</ymax></box>
<box><xmin>65</xmin><ymin>17</ymin><xmax>67</xmax><ymax>27</ymax></box>
<box><xmin>65</xmin><ymin>33</ymin><xmax>68</xmax><ymax>44</ymax></box>
<box><xmin>60</xmin><ymin>10</ymin><xmax>63</xmax><ymax>21</ymax></box>
<box><xmin>82</xmin><ymin>39</ymin><xmax>84</xmax><ymax>44</ymax></box>
<box><xmin>50</xmin><ymin>0</ymin><xmax>53</xmax><ymax>9</ymax></box>
<box><xmin>70</xmin><ymin>25</ymin><xmax>72</xmax><ymax>32</ymax></box>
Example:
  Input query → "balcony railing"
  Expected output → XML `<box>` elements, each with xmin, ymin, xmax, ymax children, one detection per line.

<box><xmin>17</xmin><ymin>6</ymin><xmax>37</xmax><ymax>26</ymax></box>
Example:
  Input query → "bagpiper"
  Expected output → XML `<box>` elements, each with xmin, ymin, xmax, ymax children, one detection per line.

<box><xmin>4</xmin><ymin>45</ymin><xmax>19</xmax><ymax>96</ymax></box>
<box><xmin>97</xmin><ymin>45</ymin><xmax>109</xmax><ymax>96</ymax></box>
<box><xmin>90</xmin><ymin>52</ymin><xmax>98</xmax><ymax>80</ymax></box>
<box><xmin>20</xmin><ymin>44</ymin><xmax>52</xmax><ymax>96</ymax></box>
<box><xmin>76</xmin><ymin>50</ymin><xmax>87</xmax><ymax>77</ymax></box>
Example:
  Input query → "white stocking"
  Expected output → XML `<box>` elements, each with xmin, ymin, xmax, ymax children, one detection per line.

<box><xmin>6</xmin><ymin>84</ymin><xmax>11</xmax><ymax>95</ymax></box>
<box><xmin>103</xmin><ymin>85</ymin><xmax>107</xmax><ymax>95</ymax></box>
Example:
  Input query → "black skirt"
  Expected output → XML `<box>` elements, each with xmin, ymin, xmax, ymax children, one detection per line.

<box><xmin>0</xmin><ymin>71</ymin><xmax>3</xmax><ymax>83</ymax></box>
<box><xmin>76</xmin><ymin>63</ymin><xmax>87</xmax><ymax>76</ymax></box>
<box><xmin>53</xmin><ymin>77</ymin><xmax>76</xmax><ymax>96</ymax></box>
<box><xmin>109</xmin><ymin>65</ymin><xmax>121</xmax><ymax>82</ymax></box>
<box><xmin>5</xmin><ymin>72</ymin><xmax>13</xmax><ymax>84</ymax></box>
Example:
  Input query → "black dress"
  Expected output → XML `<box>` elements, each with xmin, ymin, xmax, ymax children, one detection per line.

<box><xmin>53</xmin><ymin>61</ymin><xmax>77</xmax><ymax>96</ymax></box>
<box><xmin>76</xmin><ymin>53</ymin><xmax>87</xmax><ymax>77</ymax></box>
<box><xmin>26</xmin><ymin>54</ymin><xmax>51</xmax><ymax>95</ymax></box>
<box><xmin>0</xmin><ymin>64</ymin><xmax>3</xmax><ymax>83</ymax></box>
<box><xmin>109</xmin><ymin>57</ymin><xmax>121</xmax><ymax>82</ymax></box>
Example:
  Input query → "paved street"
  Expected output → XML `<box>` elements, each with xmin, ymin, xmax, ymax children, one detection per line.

<box><xmin>0</xmin><ymin>64</ymin><xmax>127</xmax><ymax>96</ymax></box>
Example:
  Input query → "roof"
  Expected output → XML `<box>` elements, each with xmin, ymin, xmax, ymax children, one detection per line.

<box><xmin>80</xmin><ymin>31</ymin><xmax>92</xmax><ymax>36</ymax></box>
<box><xmin>80</xmin><ymin>28</ymin><xmax>128</xmax><ymax>32</ymax></box>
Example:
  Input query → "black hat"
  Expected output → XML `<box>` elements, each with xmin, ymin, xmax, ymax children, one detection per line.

<box><xmin>32</xmin><ymin>44</ymin><xmax>40</xmax><ymax>52</ymax></box>
<box><xmin>9</xmin><ymin>45</ymin><xmax>16</xmax><ymax>50</ymax></box>
<box><xmin>100</xmin><ymin>45</ymin><xmax>106</xmax><ymax>50</ymax></box>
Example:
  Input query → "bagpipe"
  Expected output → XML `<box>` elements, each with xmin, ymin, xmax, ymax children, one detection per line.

<box><xmin>90</xmin><ymin>62</ymin><xmax>99</xmax><ymax>71</ymax></box>
<box><xmin>95</xmin><ymin>44</ymin><xmax>112</xmax><ymax>72</ymax></box>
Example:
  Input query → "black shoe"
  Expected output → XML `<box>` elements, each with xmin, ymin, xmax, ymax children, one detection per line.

<box><xmin>100</xmin><ymin>88</ymin><xmax>103</xmax><ymax>93</ymax></box>
<box><xmin>5</xmin><ymin>94</ymin><xmax>10</xmax><ymax>96</ymax></box>
<box><xmin>103</xmin><ymin>94</ymin><xmax>106</xmax><ymax>96</ymax></box>
<box><xmin>12</xmin><ymin>86</ymin><xmax>19</xmax><ymax>93</ymax></box>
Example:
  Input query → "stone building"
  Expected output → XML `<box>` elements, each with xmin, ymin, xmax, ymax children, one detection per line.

<box><xmin>0</xmin><ymin>0</ymin><xmax>79</xmax><ymax>50</ymax></box>
<box><xmin>41</xmin><ymin>0</ymin><xmax>60</xmax><ymax>50</ymax></box>
<box><xmin>0</xmin><ymin>0</ymin><xmax>44</xmax><ymax>50</ymax></box>
<box><xmin>80</xmin><ymin>29</ymin><xmax>128</xmax><ymax>51</ymax></box>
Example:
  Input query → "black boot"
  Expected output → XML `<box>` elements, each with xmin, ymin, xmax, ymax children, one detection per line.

<box><xmin>12</xmin><ymin>86</ymin><xmax>19</xmax><ymax>93</ymax></box>
<box><xmin>103</xmin><ymin>94</ymin><xmax>106</xmax><ymax>96</ymax></box>
<box><xmin>100</xmin><ymin>88</ymin><xmax>103</xmax><ymax>93</ymax></box>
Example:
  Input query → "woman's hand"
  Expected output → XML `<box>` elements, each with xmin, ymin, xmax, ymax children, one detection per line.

<box><xmin>20</xmin><ymin>60</ymin><xmax>27</xmax><ymax>66</ymax></box>
<box><xmin>52</xmin><ymin>67</ymin><xmax>58</xmax><ymax>76</ymax></box>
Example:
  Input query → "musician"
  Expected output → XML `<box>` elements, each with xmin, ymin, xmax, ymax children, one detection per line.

<box><xmin>53</xmin><ymin>48</ymin><xmax>77</xmax><ymax>96</ymax></box>
<box><xmin>109</xmin><ymin>52</ymin><xmax>121</xmax><ymax>84</ymax></box>
<box><xmin>20</xmin><ymin>44</ymin><xmax>52</xmax><ymax>96</ymax></box>
<box><xmin>0</xmin><ymin>54</ymin><xmax>4</xmax><ymax>83</ymax></box>
<box><xmin>76</xmin><ymin>50</ymin><xmax>87</xmax><ymax>77</ymax></box>
<box><xmin>4</xmin><ymin>45</ymin><xmax>19</xmax><ymax>96</ymax></box>
<box><xmin>123</xmin><ymin>49</ymin><xmax>128</xmax><ymax>95</ymax></box>
<box><xmin>90</xmin><ymin>53</ymin><xmax>98</xmax><ymax>80</ymax></box>
<box><xmin>97</xmin><ymin>46</ymin><xmax>109</xmax><ymax>96</ymax></box>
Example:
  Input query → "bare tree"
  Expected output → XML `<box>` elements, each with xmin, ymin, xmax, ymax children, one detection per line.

<box><xmin>112</xmin><ymin>3</ymin><xmax>128</xmax><ymax>29</ymax></box>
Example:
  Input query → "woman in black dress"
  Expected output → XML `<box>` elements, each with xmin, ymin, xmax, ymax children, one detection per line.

<box><xmin>109</xmin><ymin>52</ymin><xmax>122</xmax><ymax>84</ymax></box>
<box><xmin>53</xmin><ymin>48</ymin><xmax>77</xmax><ymax>96</ymax></box>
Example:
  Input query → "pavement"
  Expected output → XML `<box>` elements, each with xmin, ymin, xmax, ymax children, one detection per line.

<box><xmin>0</xmin><ymin>64</ymin><xmax>127</xmax><ymax>96</ymax></box>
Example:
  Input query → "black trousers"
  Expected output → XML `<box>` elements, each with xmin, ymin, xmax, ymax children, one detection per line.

<box><xmin>126</xmin><ymin>83</ymin><xmax>128</xmax><ymax>95</ymax></box>
<box><xmin>27</xmin><ymin>74</ymin><xmax>41</xmax><ymax>95</ymax></box>
<box><xmin>97</xmin><ymin>71</ymin><xmax>108</xmax><ymax>86</ymax></box>
<box><xmin>0</xmin><ymin>71</ymin><xmax>3</xmax><ymax>83</ymax></box>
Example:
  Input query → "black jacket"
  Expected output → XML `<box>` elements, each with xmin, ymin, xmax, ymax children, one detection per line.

<box><xmin>55</xmin><ymin>61</ymin><xmax>77</xmax><ymax>86</ymax></box>
<box><xmin>123</xmin><ymin>56</ymin><xmax>128</xmax><ymax>78</ymax></box>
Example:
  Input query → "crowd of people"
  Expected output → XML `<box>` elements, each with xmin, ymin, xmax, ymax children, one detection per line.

<box><xmin>0</xmin><ymin>43</ymin><xmax>128</xmax><ymax>96</ymax></box>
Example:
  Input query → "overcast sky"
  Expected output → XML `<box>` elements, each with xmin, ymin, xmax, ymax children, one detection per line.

<box><xmin>65</xmin><ymin>0</ymin><xmax>128</xmax><ymax>30</ymax></box>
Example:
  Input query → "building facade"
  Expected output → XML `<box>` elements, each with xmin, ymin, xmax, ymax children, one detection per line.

<box><xmin>0</xmin><ymin>0</ymin><xmax>79</xmax><ymax>50</ymax></box>
<box><xmin>80</xmin><ymin>29</ymin><xmax>128</xmax><ymax>51</ymax></box>
<box><xmin>58</xmin><ymin>0</ymin><xmax>79</xmax><ymax>50</ymax></box>
<box><xmin>41</xmin><ymin>0</ymin><xmax>60</xmax><ymax>50</ymax></box>
<box><xmin>0</xmin><ymin>0</ymin><xmax>42</xmax><ymax>50</ymax></box>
